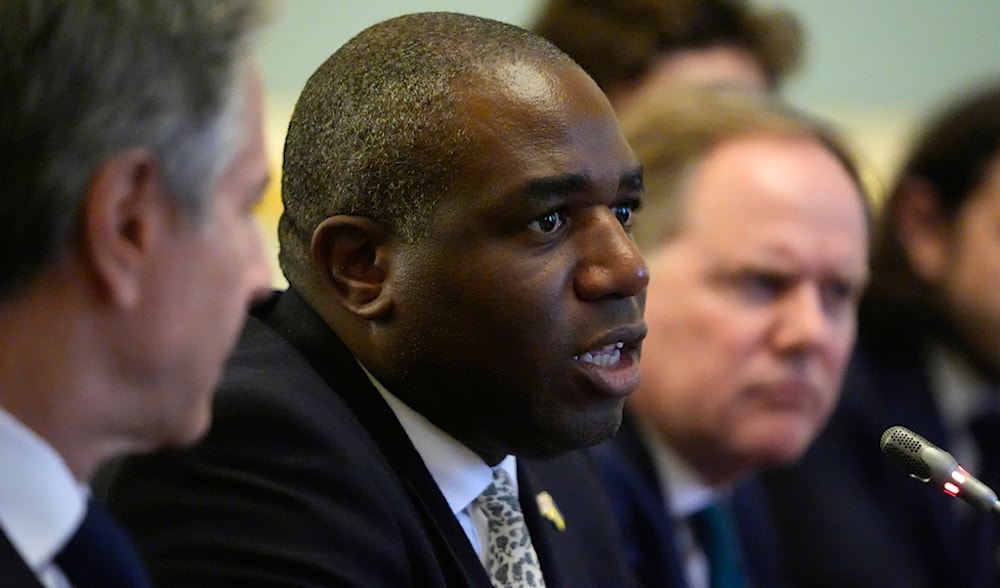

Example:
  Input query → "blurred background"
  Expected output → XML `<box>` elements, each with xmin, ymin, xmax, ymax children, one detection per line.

<box><xmin>253</xmin><ymin>0</ymin><xmax>1000</xmax><ymax>285</ymax></box>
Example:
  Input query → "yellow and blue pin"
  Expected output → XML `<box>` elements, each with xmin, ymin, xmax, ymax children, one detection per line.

<box><xmin>536</xmin><ymin>491</ymin><xmax>565</xmax><ymax>531</ymax></box>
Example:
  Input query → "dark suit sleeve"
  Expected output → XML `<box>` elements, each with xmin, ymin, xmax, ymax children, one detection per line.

<box><xmin>103</xmin><ymin>323</ymin><xmax>443</xmax><ymax>587</ymax></box>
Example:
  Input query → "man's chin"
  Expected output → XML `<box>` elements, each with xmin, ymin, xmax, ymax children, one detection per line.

<box><xmin>755</xmin><ymin>431</ymin><xmax>818</xmax><ymax>466</ymax></box>
<box><xmin>531</xmin><ymin>415</ymin><xmax>624</xmax><ymax>459</ymax></box>
<box><xmin>161</xmin><ymin>406</ymin><xmax>213</xmax><ymax>450</ymax></box>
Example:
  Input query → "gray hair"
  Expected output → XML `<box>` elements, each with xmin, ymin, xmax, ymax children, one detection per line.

<box><xmin>0</xmin><ymin>0</ymin><xmax>270</xmax><ymax>297</ymax></box>
<box><xmin>278</xmin><ymin>11</ymin><xmax>575</xmax><ymax>293</ymax></box>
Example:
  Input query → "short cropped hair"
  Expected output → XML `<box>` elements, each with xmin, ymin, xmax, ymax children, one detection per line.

<box><xmin>279</xmin><ymin>12</ymin><xmax>575</xmax><ymax>292</ymax></box>
<box><xmin>0</xmin><ymin>0</ymin><xmax>269</xmax><ymax>298</ymax></box>
<box><xmin>621</xmin><ymin>88</ymin><xmax>869</xmax><ymax>252</ymax></box>
<box><xmin>533</xmin><ymin>0</ymin><xmax>803</xmax><ymax>94</ymax></box>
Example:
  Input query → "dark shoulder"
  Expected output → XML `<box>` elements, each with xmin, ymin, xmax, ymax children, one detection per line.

<box><xmin>102</xmin><ymin>306</ymin><xmax>438</xmax><ymax>586</ymax></box>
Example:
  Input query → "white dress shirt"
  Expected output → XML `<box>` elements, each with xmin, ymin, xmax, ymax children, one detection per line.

<box><xmin>0</xmin><ymin>407</ymin><xmax>87</xmax><ymax>588</ymax></box>
<box><xmin>636</xmin><ymin>414</ymin><xmax>724</xmax><ymax>588</ymax></box>
<box><xmin>359</xmin><ymin>363</ymin><xmax>518</xmax><ymax>563</ymax></box>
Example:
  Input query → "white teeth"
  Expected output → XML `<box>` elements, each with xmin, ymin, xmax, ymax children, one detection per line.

<box><xmin>577</xmin><ymin>341</ymin><xmax>625</xmax><ymax>367</ymax></box>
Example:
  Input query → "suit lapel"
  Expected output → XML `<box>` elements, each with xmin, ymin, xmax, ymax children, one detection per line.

<box><xmin>518</xmin><ymin>465</ymin><xmax>564</xmax><ymax>588</ymax></box>
<box><xmin>0</xmin><ymin>528</ymin><xmax>44</xmax><ymax>588</ymax></box>
<box><xmin>266</xmin><ymin>289</ymin><xmax>492</xmax><ymax>588</ymax></box>
<box><xmin>599</xmin><ymin>413</ymin><xmax>689</xmax><ymax>587</ymax></box>
<box><xmin>519</xmin><ymin>452</ymin><xmax>639</xmax><ymax>588</ymax></box>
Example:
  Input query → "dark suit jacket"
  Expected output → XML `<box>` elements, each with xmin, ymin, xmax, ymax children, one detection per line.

<box><xmin>103</xmin><ymin>289</ymin><xmax>634</xmax><ymax>587</ymax></box>
<box><xmin>761</xmin><ymin>335</ymin><xmax>999</xmax><ymax>588</ymax></box>
<box><xmin>590</xmin><ymin>412</ymin><xmax>785</xmax><ymax>588</ymax></box>
<box><xmin>0</xmin><ymin>529</ymin><xmax>43</xmax><ymax>588</ymax></box>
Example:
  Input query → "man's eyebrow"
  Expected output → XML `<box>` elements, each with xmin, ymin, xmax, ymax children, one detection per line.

<box><xmin>522</xmin><ymin>165</ymin><xmax>644</xmax><ymax>202</ymax></box>
<box><xmin>523</xmin><ymin>173</ymin><xmax>589</xmax><ymax>202</ymax></box>
<box><xmin>620</xmin><ymin>165</ymin><xmax>644</xmax><ymax>192</ymax></box>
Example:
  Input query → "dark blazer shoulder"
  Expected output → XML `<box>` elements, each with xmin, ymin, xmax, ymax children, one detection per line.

<box><xmin>106</xmin><ymin>291</ymin><xmax>457</xmax><ymax>587</ymax></box>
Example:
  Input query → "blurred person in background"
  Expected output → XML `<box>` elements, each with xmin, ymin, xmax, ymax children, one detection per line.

<box><xmin>592</xmin><ymin>88</ymin><xmax>871</xmax><ymax>588</ymax></box>
<box><xmin>532</xmin><ymin>0</ymin><xmax>803</xmax><ymax>117</ymax></box>
<box><xmin>0</xmin><ymin>1</ymin><xmax>273</xmax><ymax>587</ymax></box>
<box><xmin>763</xmin><ymin>80</ymin><xmax>1000</xmax><ymax>588</ymax></box>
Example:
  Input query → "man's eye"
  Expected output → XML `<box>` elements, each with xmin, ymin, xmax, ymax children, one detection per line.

<box><xmin>612</xmin><ymin>202</ymin><xmax>638</xmax><ymax>228</ymax></box>
<box><xmin>821</xmin><ymin>280</ymin><xmax>859</xmax><ymax>314</ymax></box>
<box><xmin>738</xmin><ymin>273</ymin><xmax>785</xmax><ymax>303</ymax></box>
<box><xmin>529</xmin><ymin>210</ymin><xmax>566</xmax><ymax>234</ymax></box>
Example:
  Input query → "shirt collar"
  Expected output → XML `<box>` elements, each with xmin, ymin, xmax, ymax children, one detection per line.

<box><xmin>0</xmin><ymin>407</ymin><xmax>88</xmax><ymax>571</ymax></box>
<box><xmin>357</xmin><ymin>362</ymin><xmax>517</xmax><ymax>514</ymax></box>
<box><xmin>634</xmin><ymin>414</ymin><xmax>720</xmax><ymax>518</ymax></box>
<box><xmin>928</xmin><ymin>343</ymin><xmax>996</xmax><ymax>470</ymax></box>
<box><xmin>929</xmin><ymin>343</ymin><xmax>992</xmax><ymax>434</ymax></box>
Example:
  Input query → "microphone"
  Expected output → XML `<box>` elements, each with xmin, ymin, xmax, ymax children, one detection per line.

<box><xmin>880</xmin><ymin>425</ymin><xmax>1000</xmax><ymax>514</ymax></box>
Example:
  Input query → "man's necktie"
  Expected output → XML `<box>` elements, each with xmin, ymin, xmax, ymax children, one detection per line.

<box><xmin>54</xmin><ymin>498</ymin><xmax>152</xmax><ymax>588</ymax></box>
<box><xmin>689</xmin><ymin>500</ymin><xmax>746</xmax><ymax>588</ymax></box>
<box><xmin>474</xmin><ymin>468</ymin><xmax>546</xmax><ymax>588</ymax></box>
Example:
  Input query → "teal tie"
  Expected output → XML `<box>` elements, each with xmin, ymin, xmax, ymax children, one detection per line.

<box><xmin>689</xmin><ymin>500</ymin><xmax>746</xmax><ymax>588</ymax></box>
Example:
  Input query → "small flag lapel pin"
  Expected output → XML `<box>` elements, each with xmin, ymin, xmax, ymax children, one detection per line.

<box><xmin>536</xmin><ymin>491</ymin><xmax>565</xmax><ymax>531</ymax></box>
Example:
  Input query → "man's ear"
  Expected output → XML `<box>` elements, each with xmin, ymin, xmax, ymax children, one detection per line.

<box><xmin>81</xmin><ymin>148</ymin><xmax>167</xmax><ymax>309</ymax></box>
<box><xmin>311</xmin><ymin>215</ymin><xmax>394</xmax><ymax>319</ymax></box>
<box><xmin>894</xmin><ymin>176</ymin><xmax>949</xmax><ymax>283</ymax></box>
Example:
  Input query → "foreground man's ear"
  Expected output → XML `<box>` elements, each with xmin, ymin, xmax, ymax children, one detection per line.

<box><xmin>311</xmin><ymin>215</ymin><xmax>394</xmax><ymax>319</ymax></box>
<box><xmin>82</xmin><ymin>148</ymin><xmax>167</xmax><ymax>309</ymax></box>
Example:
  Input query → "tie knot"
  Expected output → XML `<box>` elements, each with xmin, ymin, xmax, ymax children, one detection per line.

<box><xmin>689</xmin><ymin>500</ymin><xmax>729</xmax><ymax>528</ymax></box>
<box><xmin>477</xmin><ymin>468</ymin><xmax>518</xmax><ymax>505</ymax></box>
<box><xmin>475</xmin><ymin>468</ymin><xmax>525</xmax><ymax>534</ymax></box>
<box><xmin>687</xmin><ymin>499</ymin><xmax>746</xmax><ymax>588</ymax></box>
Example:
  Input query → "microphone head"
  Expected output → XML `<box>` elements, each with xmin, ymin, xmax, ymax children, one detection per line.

<box><xmin>881</xmin><ymin>424</ymin><xmax>999</xmax><ymax>512</ymax></box>
<box><xmin>880</xmin><ymin>425</ymin><xmax>933</xmax><ymax>480</ymax></box>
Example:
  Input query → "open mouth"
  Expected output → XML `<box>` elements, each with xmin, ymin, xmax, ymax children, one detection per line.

<box><xmin>571</xmin><ymin>323</ymin><xmax>646</xmax><ymax>399</ymax></box>
<box><xmin>574</xmin><ymin>342</ymin><xmax>625</xmax><ymax>367</ymax></box>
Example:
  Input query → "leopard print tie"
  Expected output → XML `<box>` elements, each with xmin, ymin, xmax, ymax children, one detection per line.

<box><xmin>474</xmin><ymin>468</ymin><xmax>546</xmax><ymax>587</ymax></box>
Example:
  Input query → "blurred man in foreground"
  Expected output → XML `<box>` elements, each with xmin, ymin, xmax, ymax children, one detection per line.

<box><xmin>0</xmin><ymin>1</ymin><xmax>273</xmax><ymax>586</ymax></box>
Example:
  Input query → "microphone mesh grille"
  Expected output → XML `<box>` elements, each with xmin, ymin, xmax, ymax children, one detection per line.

<box><xmin>880</xmin><ymin>426</ymin><xmax>931</xmax><ymax>479</ymax></box>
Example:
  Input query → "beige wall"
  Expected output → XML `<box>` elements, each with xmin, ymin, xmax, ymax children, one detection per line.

<box><xmin>256</xmin><ymin>1</ymin><xmax>1000</xmax><ymax>286</ymax></box>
